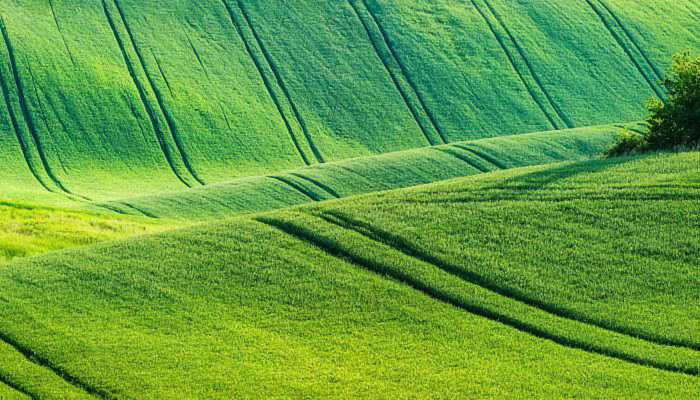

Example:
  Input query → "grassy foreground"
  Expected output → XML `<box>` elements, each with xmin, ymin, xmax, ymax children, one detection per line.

<box><xmin>0</xmin><ymin>151</ymin><xmax>698</xmax><ymax>399</ymax></box>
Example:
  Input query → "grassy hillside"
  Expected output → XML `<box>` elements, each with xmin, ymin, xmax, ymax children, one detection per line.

<box><xmin>0</xmin><ymin>151</ymin><xmax>697</xmax><ymax>399</ymax></box>
<box><xmin>0</xmin><ymin>1</ymin><xmax>697</xmax><ymax>199</ymax></box>
<box><xmin>97</xmin><ymin>124</ymin><xmax>619</xmax><ymax>220</ymax></box>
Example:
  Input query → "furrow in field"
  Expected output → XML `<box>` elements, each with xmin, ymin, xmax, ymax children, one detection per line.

<box><xmin>469</xmin><ymin>0</ymin><xmax>571</xmax><ymax>130</ymax></box>
<box><xmin>452</xmin><ymin>144</ymin><xmax>507</xmax><ymax>169</ymax></box>
<box><xmin>152</xmin><ymin>53</ymin><xmax>174</xmax><ymax>97</ymax></box>
<box><xmin>219</xmin><ymin>0</ymin><xmax>312</xmax><ymax>166</ymax></box>
<box><xmin>432</xmin><ymin>147</ymin><xmax>490</xmax><ymax>173</ymax></box>
<box><xmin>0</xmin><ymin>331</ymin><xmax>111</xmax><ymax>399</ymax></box>
<box><xmin>258</xmin><ymin>215</ymin><xmax>699</xmax><ymax>376</ymax></box>
<box><xmin>234</xmin><ymin>0</ymin><xmax>325</xmax><ymax>163</ymax></box>
<box><xmin>596</xmin><ymin>0</ymin><xmax>664</xmax><ymax>82</ymax></box>
<box><xmin>48</xmin><ymin>0</ymin><xmax>76</xmax><ymax>66</ymax></box>
<box><xmin>0</xmin><ymin>18</ymin><xmax>77</xmax><ymax>196</ymax></box>
<box><xmin>186</xmin><ymin>34</ymin><xmax>209</xmax><ymax>79</ymax></box>
<box><xmin>347</xmin><ymin>0</ymin><xmax>444</xmax><ymax>146</ymax></box>
<box><xmin>0</xmin><ymin>374</ymin><xmax>32</xmax><ymax>400</ymax></box>
<box><xmin>112</xmin><ymin>0</ymin><xmax>205</xmax><ymax>186</ymax></box>
<box><xmin>0</xmin><ymin>56</ymin><xmax>53</xmax><ymax>193</ymax></box>
<box><xmin>288</xmin><ymin>172</ymin><xmax>340</xmax><ymax>198</ymax></box>
<box><xmin>267</xmin><ymin>176</ymin><xmax>322</xmax><ymax>202</ymax></box>
<box><xmin>584</xmin><ymin>0</ymin><xmax>666</xmax><ymax>100</ymax></box>
<box><xmin>101</xmin><ymin>0</ymin><xmax>193</xmax><ymax>188</ymax></box>
<box><xmin>320</xmin><ymin>210</ymin><xmax>700</xmax><ymax>353</ymax></box>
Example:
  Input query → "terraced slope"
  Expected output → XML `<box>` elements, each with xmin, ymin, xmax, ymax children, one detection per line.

<box><xmin>0</xmin><ymin>151</ymin><xmax>698</xmax><ymax>398</ymax></box>
<box><xmin>0</xmin><ymin>0</ymin><xmax>697</xmax><ymax>199</ymax></box>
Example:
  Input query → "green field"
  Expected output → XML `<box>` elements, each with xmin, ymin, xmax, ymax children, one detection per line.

<box><xmin>0</xmin><ymin>153</ymin><xmax>698</xmax><ymax>399</ymax></box>
<box><xmin>0</xmin><ymin>0</ymin><xmax>699</xmax><ymax>398</ymax></box>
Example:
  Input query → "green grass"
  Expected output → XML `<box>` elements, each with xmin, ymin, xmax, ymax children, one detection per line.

<box><xmin>98</xmin><ymin>124</ymin><xmax>620</xmax><ymax>220</ymax></box>
<box><xmin>0</xmin><ymin>1</ymin><xmax>697</xmax><ymax>200</ymax></box>
<box><xmin>0</xmin><ymin>151</ymin><xmax>697</xmax><ymax>398</ymax></box>
<box><xmin>0</xmin><ymin>199</ymin><xmax>167</xmax><ymax>264</ymax></box>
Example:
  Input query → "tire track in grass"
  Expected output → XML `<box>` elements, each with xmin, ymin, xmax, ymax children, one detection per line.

<box><xmin>584</xmin><ymin>0</ymin><xmax>666</xmax><ymax>101</ymax></box>
<box><xmin>48</xmin><ymin>0</ymin><xmax>76</xmax><ymax>66</ymax></box>
<box><xmin>452</xmin><ymin>144</ymin><xmax>507</xmax><ymax>169</ymax></box>
<box><xmin>102</xmin><ymin>0</ymin><xmax>199</xmax><ymax>188</ymax></box>
<box><xmin>347</xmin><ymin>0</ymin><xmax>444</xmax><ymax>146</ymax></box>
<box><xmin>0</xmin><ymin>57</ymin><xmax>53</xmax><ymax>193</ymax></box>
<box><xmin>288</xmin><ymin>172</ymin><xmax>340</xmax><ymax>198</ymax></box>
<box><xmin>222</xmin><ymin>0</ymin><xmax>324</xmax><ymax>164</ymax></box>
<box><xmin>258</xmin><ymin>216</ymin><xmax>699</xmax><ymax>376</ymax></box>
<box><xmin>0</xmin><ymin>373</ymin><xmax>32</xmax><ymax>400</ymax></box>
<box><xmin>0</xmin><ymin>18</ymin><xmax>80</xmax><ymax>197</ymax></box>
<box><xmin>596</xmin><ymin>0</ymin><xmax>664</xmax><ymax>83</ymax></box>
<box><xmin>112</xmin><ymin>0</ymin><xmax>205</xmax><ymax>186</ymax></box>
<box><xmin>320</xmin><ymin>211</ymin><xmax>700</xmax><ymax>354</ymax></box>
<box><xmin>219</xmin><ymin>0</ymin><xmax>312</xmax><ymax>166</ymax></box>
<box><xmin>469</xmin><ymin>0</ymin><xmax>571</xmax><ymax>130</ymax></box>
<box><xmin>432</xmin><ymin>147</ymin><xmax>489</xmax><ymax>173</ymax></box>
<box><xmin>267</xmin><ymin>176</ymin><xmax>322</xmax><ymax>202</ymax></box>
<box><xmin>152</xmin><ymin>52</ymin><xmax>173</xmax><ymax>97</ymax></box>
<box><xmin>0</xmin><ymin>330</ymin><xmax>112</xmax><ymax>399</ymax></box>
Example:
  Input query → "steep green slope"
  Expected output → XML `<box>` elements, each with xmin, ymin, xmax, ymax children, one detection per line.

<box><xmin>0</xmin><ymin>1</ymin><xmax>697</xmax><ymax>199</ymax></box>
<box><xmin>0</xmin><ymin>151</ymin><xmax>698</xmax><ymax>398</ymax></box>
<box><xmin>98</xmin><ymin>124</ymin><xmax>619</xmax><ymax>220</ymax></box>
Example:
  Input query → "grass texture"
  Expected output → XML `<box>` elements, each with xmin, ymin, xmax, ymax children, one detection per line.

<box><xmin>0</xmin><ymin>151</ymin><xmax>697</xmax><ymax>398</ymax></box>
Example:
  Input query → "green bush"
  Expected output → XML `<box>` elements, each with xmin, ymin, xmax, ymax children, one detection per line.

<box><xmin>610</xmin><ymin>52</ymin><xmax>700</xmax><ymax>155</ymax></box>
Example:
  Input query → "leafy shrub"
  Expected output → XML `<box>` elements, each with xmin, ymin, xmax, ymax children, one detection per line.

<box><xmin>610</xmin><ymin>52</ymin><xmax>700</xmax><ymax>155</ymax></box>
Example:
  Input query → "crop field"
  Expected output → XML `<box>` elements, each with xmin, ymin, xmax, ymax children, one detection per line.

<box><xmin>0</xmin><ymin>0</ymin><xmax>698</xmax><ymax>398</ymax></box>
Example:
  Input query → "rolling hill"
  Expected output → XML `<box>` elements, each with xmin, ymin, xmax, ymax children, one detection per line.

<box><xmin>0</xmin><ymin>152</ymin><xmax>698</xmax><ymax>399</ymax></box>
<box><xmin>1</xmin><ymin>1</ymin><xmax>699</xmax><ymax>398</ymax></box>
<box><xmin>0</xmin><ymin>0</ymin><xmax>698</xmax><ymax>201</ymax></box>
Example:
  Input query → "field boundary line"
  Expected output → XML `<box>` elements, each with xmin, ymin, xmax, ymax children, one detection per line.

<box><xmin>219</xmin><ymin>0</ymin><xmax>313</xmax><ymax>165</ymax></box>
<box><xmin>258</xmin><ymin>215</ymin><xmax>699</xmax><ymax>377</ymax></box>
<box><xmin>347</xmin><ymin>0</ymin><xmax>443</xmax><ymax>146</ymax></box>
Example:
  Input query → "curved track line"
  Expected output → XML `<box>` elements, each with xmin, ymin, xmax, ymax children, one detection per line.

<box><xmin>0</xmin><ymin>61</ymin><xmax>52</xmax><ymax>192</ymax></box>
<box><xmin>453</xmin><ymin>144</ymin><xmax>507</xmax><ymax>169</ymax></box>
<box><xmin>0</xmin><ymin>373</ymin><xmax>34</xmax><ymax>400</ymax></box>
<box><xmin>0</xmin><ymin>331</ymin><xmax>111</xmax><ymax>399</ymax></box>
<box><xmin>432</xmin><ymin>147</ymin><xmax>489</xmax><ymax>173</ymax></box>
<box><xmin>48</xmin><ymin>0</ymin><xmax>76</xmax><ymax>66</ymax></box>
<box><xmin>584</xmin><ymin>0</ymin><xmax>666</xmax><ymax>101</ymax></box>
<box><xmin>359</xmin><ymin>0</ymin><xmax>448</xmax><ymax>144</ymax></box>
<box><xmin>347</xmin><ymin>0</ymin><xmax>440</xmax><ymax>146</ymax></box>
<box><xmin>268</xmin><ymin>176</ymin><xmax>322</xmax><ymax>202</ymax></box>
<box><xmin>219</xmin><ymin>0</ymin><xmax>311</xmax><ymax>166</ymax></box>
<box><xmin>0</xmin><ymin>18</ymin><xmax>78</xmax><ymax>197</ymax></box>
<box><xmin>288</xmin><ymin>172</ymin><xmax>340</xmax><ymax>198</ymax></box>
<box><xmin>322</xmin><ymin>211</ymin><xmax>700</xmax><ymax>353</ymax></box>
<box><xmin>112</xmin><ymin>0</ymin><xmax>205</xmax><ymax>186</ymax></box>
<box><xmin>233</xmin><ymin>0</ymin><xmax>325</xmax><ymax>163</ymax></box>
<box><xmin>258</xmin><ymin>216</ymin><xmax>698</xmax><ymax>376</ymax></box>
<box><xmin>102</xmin><ymin>0</ymin><xmax>191</xmax><ymax>188</ymax></box>
<box><xmin>596</xmin><ymin>0</ymin><xmax>664</xmax><ymax>83</ymax></box>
